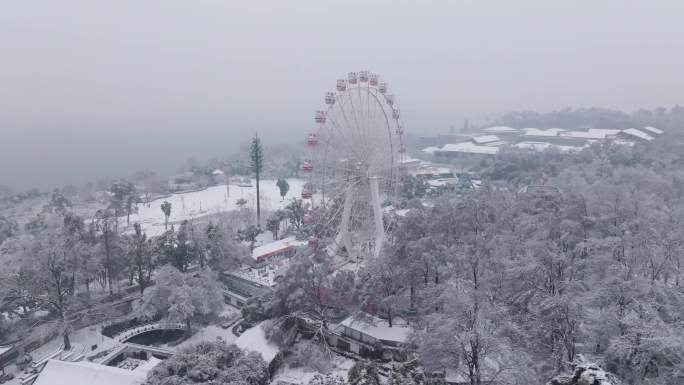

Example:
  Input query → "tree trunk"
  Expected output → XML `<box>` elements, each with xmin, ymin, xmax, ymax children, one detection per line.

<box><xmin>410</xmin><ymin>285</ymin><xmax>415</xmax><ymax>309</ymax></box>
<box><xmin>256</xmin><ymin>172</ymin><xmax>261</xmax><ymax>226</ymax></box>
<box><xmin>138</xmin><ymin>266</ymin><xmax>145</xmax><ymax>295</ymax></box>
<box><xmin>63</xmin><ymin>329</ymin><xmax>71</xmax><ymax>351</ymax></box>
<box><xmin>104</xmin><ymin>229</ymin><xmax>113</xmax><ymax>296</ymax></box>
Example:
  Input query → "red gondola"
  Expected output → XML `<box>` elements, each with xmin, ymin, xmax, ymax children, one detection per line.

<box><xmin>325</xmin><ymin>92</ymin><xmax>336</xmax><ymax>105</ymax></box>
<box><xmin>301</xmin><ymin>160</ymin><xmax>313</xmax><ymax>172</ymax></box>
<box><xmin>378</xmin><ymin>82</ymin><xmax>387</xmax><ymax>94</ymax></box>
<box><xmin>359</xmin><ymin>70</ymin><xmax>369</xmax><ymax>82</ymax></box>
<box><xmin>336</xmin><ymin>79</ymin><xmax>346</xmax><ymax>92</ymax></box>
<box><xmin>385</xmin><ymin>93</ymin><xmax>394</xmax><ymax>106</ymax></box>
<box><xmin>369</xmin><ymin>74</ymin><xmax>379</xmax><ymax>86</ymax></box>
<box><xmin>307</xmin><ymin>133</ymin><xmax>318</xmax><ymax>147</ymax></box>
<box><xmin>303</xmin><ymin>212</ymin><xmax>313</xmax><ymax>225</ymax></box>
<box><xmin>301</xmin><ymin>185</ymin><xmax>313</xmax><ymax>199</ymax></box>
<box><xmin>348</xmin><ymin>72</ymin><xmax>358</xmax><ymax>84</ymax></box>
<box><xmin>308</xmin><ymin>236</ymin><xmax>318</xmax><ymax>247</ymax></box>
<box><xmin>315</xmin><ymin>111</ymin><xmax>326</xmax><ymax>124</ymax></box>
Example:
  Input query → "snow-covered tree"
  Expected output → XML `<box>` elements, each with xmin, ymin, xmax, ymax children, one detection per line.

<box><xmin>139</xmin><ymin>265</ymin><xmax>224</xmax><ymax>330</ymax></box>
<box><xmin>348</xmin><ymin>361</ymin><xmax>381</xmax><ymax>385</ymax></box>
<box><xmin>145</xmin><ymin>339</ymin><xmax>268</xmax><ymax>385</ymax></box>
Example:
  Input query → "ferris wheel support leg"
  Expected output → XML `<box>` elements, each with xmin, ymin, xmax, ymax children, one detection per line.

<box><xmin>369</xmin><ymin>176</ymin><xmax>385</xmax><ymax>257</ymax></box>
<box><xmin>329</xmin><ymin>186</ymin><xmax>355</xmax><ymax>258</ymax></box>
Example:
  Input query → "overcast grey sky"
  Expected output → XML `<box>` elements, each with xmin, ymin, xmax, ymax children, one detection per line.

<box><xmin>2</xmin><ymin>0</ymin><xmax>684</xmax><ymax>189</ymax></box>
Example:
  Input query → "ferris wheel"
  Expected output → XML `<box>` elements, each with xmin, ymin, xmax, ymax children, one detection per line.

<box><xmin>300</xmin><ymin>70</ymin><xmax>406</xmax><ymax>259</ymax></box>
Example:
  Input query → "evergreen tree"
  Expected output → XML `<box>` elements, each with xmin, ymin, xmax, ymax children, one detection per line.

<box><xmin>250</xmin><ymin>133</ymin><xmax>264</xmax><ymax>226</ymax></box>
<box><xmin>277</xmin><ymin>178</ymin><xmax>290</xmax><ymax>200</ymax></box>
<box><xmin>160</xmin><ymin>200</ymin><xmax>172</xmax><ymax>230</ymax></box>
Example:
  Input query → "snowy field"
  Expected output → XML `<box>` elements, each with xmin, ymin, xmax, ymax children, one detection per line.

<box><xmin>129</xmin><ymin>179</ymin><xmax>305</xmax><ymax>236</ymax></box>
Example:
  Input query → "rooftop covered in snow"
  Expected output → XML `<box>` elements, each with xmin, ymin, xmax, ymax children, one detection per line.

<box><xmin>559</xmin><ymin>129</ymin><xmax>619</xmax><ymax>140</ymax></box>
<box><xmin>642</xmin><ymin>126</ymin><xmax>664</xmax><ymax>135</ymax></box>
<box><xmin>515</xmin><ymin>141</ymin><xmax>585</xmax><ymax>153</ymax></box>
<box><xmin>251</xmin><ymin>236</ymin><xmax>307</xmax><ymax>261</ymax></box>
<box><xmin>338</xmin><ymin>314</ymin><xmax>412</xmax><ymax>344</ymax></box>
<box><xmin>482</xmin><ymin>126</ymin><xmax>518</xmax><ymax>133</ymax></box>
<box><xmin>471</xmin><ymin>135</ymin><xmax>500</xmax><ymax>144</ymax></box>
<box><xmin>34</xmin><ymin>359</ymin><xmax>147</xmax><ymax>385</ymax></box>
<box><xmin>438</xmin><ymin>142</ymin><xmax>499</xmax><ymax>155</ymax></box>
<box><xmin>621</xmin><ymin>128</ymin><xmax>654</xmax><ymax>141</ymax></box>
<box><xmin>522</xmin><ymin>127</ymin><xmax>566</xmax><ymax>137</ymax></box>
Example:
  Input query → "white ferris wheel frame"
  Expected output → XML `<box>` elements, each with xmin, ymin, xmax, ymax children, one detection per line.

<box><xmin>303</xmin><ymin>71</ymin><xmax>406</xmax><ymax>259</ymax></box>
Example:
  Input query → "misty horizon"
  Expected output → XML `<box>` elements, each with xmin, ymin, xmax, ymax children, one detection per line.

<box><xmin>2</xmin><ymin>0</ymin><xmax>684</xmax><ymax>189</ymax></box>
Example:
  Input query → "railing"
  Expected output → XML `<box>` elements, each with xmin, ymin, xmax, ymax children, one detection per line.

<box><xmin>113</xmin><ymin>322</ymin><xmax>186</xmax><ymax>342</ymax></box>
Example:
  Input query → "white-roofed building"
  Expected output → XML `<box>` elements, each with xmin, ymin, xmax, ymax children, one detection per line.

<box><xmin>399</xmin><ymin>156</ymin><xmax>422</xmax><ymax>172</ymax></box>
<box><xmin>338</xmin><ymin>314</ymin><xmax>411</xmax><ymax>345</ymax></box>
<box><xmin>434</xmin><ymin>142</ymin><xmax>499</xmax><ymax>168</ymax></box>
<box><xmin>471</xmin><ymin>135</ymin><xmax>501</xmax><ymax>145</ymax></box>
<box><xmin>251</xmin><ymin>236</ymin><xmax>307</xmax><ymax>265</ymax></box>
<box><xmin>522</xmin><ymin>127</ymin><xmax>565</xmax><ymax>138</ymax></box>
<box><xmin>515</xmin><ymin>141</ymin><xmax>585</xmax><ymax>153</ymax></box>
<box><xmin>620</xmin><ymin>128</ymin><xmax>654</xmax><ymax>141</ymax></box>
<box><xmin>482</xmin><ymin>125</ymin><xmax>518</xmax><ymax>134</ymax></box>
<box><xmin>325</xmin><ymin>313</ymin><xmax>412</xmax><ymax>361</ymax></box>
<box><xmin>437</xmin><ymin>142</ymin><xmax>499</xmax><ymax>155</ymax></box>
<box><xmin>470</xmin><ymin>135</ymin><xmax>505</xmax><ymax>147</ymax></box>
<box><xmin>642</xmin><ymin>126</ymin><xmax>664</xmax><ymax>135</ymax></box>
<box><xmin>412</xmin><ymin>165</ymin><xmax>454</xmax><ymax>179</ymax></box>
<box><xmin>560</xmin><ymin>130</ymin><xmax>612</xmax><ymax>140</ymax></box>
<box><xmin>481</xmin><ymin>126</ymin><xmax>519</xmax><ymax>142</ymax></box>
<box><xmin>586</xmin><ymin>128</ymin><xmax>622</xmax><ymax>137</ymax></box>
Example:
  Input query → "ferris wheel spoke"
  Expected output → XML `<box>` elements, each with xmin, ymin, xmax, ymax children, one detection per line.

<box><xmin>332</xmin><ymin>97</ymin><xmax>357</xmax><ymax>155</ymax></box>
<box><xmin>348</xmin><ymin>89</ymin><xmax>373</xmax><ymax>156</ymax></box>
<box><xmin>322</xmin><ymin>115</ymin><xmax>356</xmax><ymax>160</ymax></box>
<box><xmin>327</xmin><ymin>104</ymin><xmax>367</xmax><ymax>161</ymax></box>
<box><xmin>341</xmin><ymin>88</ymin><xmax>365</xmax><ymax>150</ymax></box>
<box><xmin>317</xmin><ymin>179</ymin><xmax>363</xmax><ymax>233</ymax></box>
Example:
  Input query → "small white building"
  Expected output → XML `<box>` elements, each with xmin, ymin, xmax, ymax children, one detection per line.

<box><xmin>481</xmin><ymin>126</ymin><xmax>518</xmax><ymax>134</ymax></box>
<box><xmin>251</xmin><ymin>236</ymin><xmax>307</xmax><ymax>266</ymax></box>
<box><xmin>620</xmin><ymin>128</ymin><xmax>655</xmax><ymax>141</ymax></box>
<box><xmin>471</xmin><ymin>135</ymin><xmax>505</xmax><ymax>147</ymax></box>
<box><xmin>436</xmin><ymin>142</ymin><xmax>499</xmax><ymax>156</ymax></box>
<box><xmin>515</xmin><ymin>141</ymin><xmax>585</xmax><ymax>153</ymax></box>
<box><xmin>642</xmin><ymin>126</ymin><xmax>664</xmax><ymax>135</ymax></box>
<box><xmin>337</xmin><ymin>315</ymin><xmax>411</xmax><ymax>347</ymax></box>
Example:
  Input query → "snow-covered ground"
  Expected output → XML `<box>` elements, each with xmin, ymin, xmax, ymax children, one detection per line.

<box><xmin>168</xmin><ymin>304</ymin><xmax>241</xmax><ymax>351</ymax></box>
<box><xmin>170</xmin><ymin>325</ymin><xmax>239</xmax><ymax>351</ymax></box>
<box><xmin>272</xmin><ymin>355</ymin><xmax>355</xmax><ymax>385</ymax></box>
<box><xmin>235</xmin><ymin>321</ymin><xmax>279</xmax><ymax>362</ymax></box>
<box><xmin>129</xmin><ymin>179</ymin><xmax>305</xmax><ymax>236</ymax></box>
